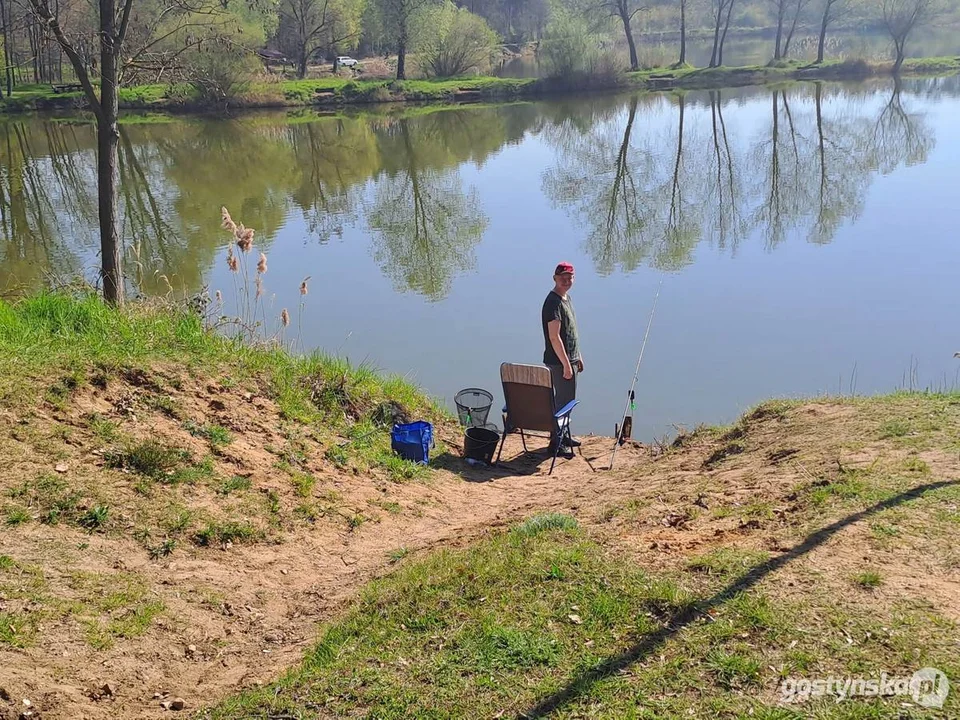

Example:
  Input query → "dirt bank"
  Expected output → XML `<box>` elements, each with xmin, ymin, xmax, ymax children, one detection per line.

<box><xmin>1</xmin><ymin>363</ymin><xmax>958</xmax><ymax>718</ymax></box>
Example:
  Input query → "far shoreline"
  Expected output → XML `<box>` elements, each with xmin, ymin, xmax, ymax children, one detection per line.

<box><xmin>1</xmin><ymin>55</ymin><xmax>957</xmax><ymax>117</ymax></box>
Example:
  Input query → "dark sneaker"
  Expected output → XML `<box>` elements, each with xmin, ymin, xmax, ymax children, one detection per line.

<box><xmin>562</xmin><ymin>436</ymin><xmax>582</xmax><ymax>448</ymax></box>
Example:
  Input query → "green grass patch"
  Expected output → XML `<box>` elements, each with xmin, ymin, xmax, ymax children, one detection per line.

<box><xmin>5</xmin><ymin>506</ymin><xmax>31</xmax><ymax>525</ymax></box>
<box><xmin>68</xmin><ymin>571</ymin><xmax>165</xmax><ymax>649</ymax></box>
<box><xmin>77</xmin><ymin>504</ymin><xmax>110</xmax><ymax>531</ymax></box>
<box><xmin>192</xmin><ymin>519</ymin><xmax>261</xmax><ymax>547</ymax></box>
<box><xmin>686</xmin><ymin>547</ymin><xmax>770</xmax><ymax>579</ymax></box>
<box><xmin>218</xmin><ymin>475</ymin><xmax>252</xmax><ymax>495</ymax></box>
<box><xmin>6</xmin><ymin>473</ymin><xmax>83</xmax><ymax>526</ymax></box>
<box><xmin>86</xmin><ymin>412</ymin><xmax>120</xmax><ymax>442</ymax></box>
<box><xmin>105</xmin><ymin>439</ymin><xmax>191</xmax><ymax>479</ymax></box>
<box><xmin>184</xmin><ymin>420</ymin><xmax>233</xmax><ymax>446</ymax></box>
<box><xmin>0</xmin><ymin>292</ymin><xmax>457</xmax><ymax>479</ymax></box>
<box><xmin>879</xmin><ymin>419</ymin><xmax>911</xmax><ymax>439</ymax></box>
<box><xmin>203</xmin><ymin>521</ymin><xmax>959</xmax><ymax>718</ymax></box>
<box><xmin>511</xmin><ymin>512</ymin><xmax>579</xmax><ymax>537</ymax></box>
<box><xmin>852</xmin><ymin>570</ymin><xmax>883</xmax><ymax>589</ymax></box>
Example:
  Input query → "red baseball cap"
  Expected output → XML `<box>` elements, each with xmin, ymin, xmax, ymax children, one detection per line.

<box><xmin>554</xmin><ymin>262</ymin><xmax>575</xmax><ymax>275</ymax></box>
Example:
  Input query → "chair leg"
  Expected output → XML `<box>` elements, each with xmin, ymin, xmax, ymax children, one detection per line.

<box><xmin>494</xmin><ymin>429</ymin><xmax>508</xmax><ymax>466</ymax></box>
<box><xmin>549</xmin><ymin>439</ymin><xmax>560</xmax><ymax>475</ymax></box>
<box><xmin>519</xmin><ymin>428</ymin><xmax>528</xmax><ymax>453</ymax></box>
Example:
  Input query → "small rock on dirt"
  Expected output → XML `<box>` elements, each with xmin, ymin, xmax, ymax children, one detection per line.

<box><xmin>54</xmin><ymin>464</ymin><xmax>68</xmax><ymax>473</ymax></box>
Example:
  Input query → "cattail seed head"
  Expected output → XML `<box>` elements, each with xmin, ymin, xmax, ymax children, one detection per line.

<box><xmin>300</xmin><ymin>276</ymin><xmax>311</xmax><ymax>296</ymax></box>
<box><xmin>280</xmin><ymin>308</ymin><xmax>290</xmax><ymax>327</ymax></box>
<box><xmin>236</xmin><ymin>226</ymin><xmax>254</xmax><ymax>253</ymax></box>
<box><xmin>215</xmin><ymin>290</ymin><xmax>223</xmax><ymax>303</ymax></box>
<box><xmin>257</xmin><ymin>252</ymin><xmax>267</xmax><ymax>274</ymax></box>
<box><xmin>221</xmin><ymin>206</ymin><xmax>236</xmax><ymax>232</ymax></box>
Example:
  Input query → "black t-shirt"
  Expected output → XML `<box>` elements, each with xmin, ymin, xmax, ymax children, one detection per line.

<box><xmin>542</xmin><ymin>291</ymin><xmax>580</xmax><ymax>366</ymax></box>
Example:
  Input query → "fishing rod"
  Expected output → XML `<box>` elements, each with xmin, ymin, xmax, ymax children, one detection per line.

<box><xmin>610</xmin><ymin>276</ymin><xmax>663</xmax><ymax>470</ymax></box>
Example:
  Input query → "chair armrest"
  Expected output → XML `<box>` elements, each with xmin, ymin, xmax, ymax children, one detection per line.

<box><xmin>554</xmin><ymin>399</ymin><xmax>579</xmax><ymax>419</ymax></box>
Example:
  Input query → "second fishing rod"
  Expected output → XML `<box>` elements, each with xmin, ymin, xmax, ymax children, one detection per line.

<box><xmin>610</xmin><ymin>276</ymin><xmax>664</xmax><ymax>470</ymax></box>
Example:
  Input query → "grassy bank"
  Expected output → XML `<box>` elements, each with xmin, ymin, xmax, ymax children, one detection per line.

<box><xmin>1</xmin><ymin>293</ymin><xmax>958</xmax><ymax>718</ymax></box>
<box><xmin>0</xmin><ymin>293</ymin><xmax>451</xmax><ymax>554</ymax></box>
<box><xmin>3</xmin><ymin>55</ymin><xmax>959</xmax><ymax>115</ymax></box>
<box><xmin>203</xmin><ymin>390</ymin><xmax>960</xmax><ymax>718</ymax></box>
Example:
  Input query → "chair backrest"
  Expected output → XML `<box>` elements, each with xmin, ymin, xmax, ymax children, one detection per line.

<box><xmin>500</xmin><ymin>362</ymin><xmax>555</xmax><ymax>433</ymax></box>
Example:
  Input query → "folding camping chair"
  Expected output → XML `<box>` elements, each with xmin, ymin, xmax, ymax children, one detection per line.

<box><xmin>494</xmin><ymin>362</ymin><xmax>579</xmax><ymax>475</ymax></box>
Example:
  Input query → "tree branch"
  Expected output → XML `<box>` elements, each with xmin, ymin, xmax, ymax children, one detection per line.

<box><xmin>25</xmin><ymin>0</ymin><xmax>104</xmax><ymax>122</ymax></box>
<box><xmin>117</xmin><ymin>0</ymin><xmax>135</xmax><ymax>45</ymax></box>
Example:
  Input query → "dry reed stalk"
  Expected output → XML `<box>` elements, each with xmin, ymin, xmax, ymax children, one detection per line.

<box><xmin>297</xmin><ymin>276</ymin><xmax>311</xmax><ymax>352</ymax></box>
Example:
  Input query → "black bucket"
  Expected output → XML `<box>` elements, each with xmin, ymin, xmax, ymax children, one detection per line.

<box><xmin>463</xmin><ymin>425</ymin><xmax>500</xmax><ymax>465</ymax></box>
<box><xmin>455</xmin><ymin>388</ymin><xmax>494</xmax><ymax>428</ymax></box>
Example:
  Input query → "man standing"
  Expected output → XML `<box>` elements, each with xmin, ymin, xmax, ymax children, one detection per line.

<box><xmin>542</xmin><ymin>261</ymin><xmax>583</xmax><ymax>455</ymax></box>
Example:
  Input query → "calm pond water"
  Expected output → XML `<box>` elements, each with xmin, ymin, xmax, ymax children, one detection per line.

<box><xmin>3</xmin><ymin>77</ymin><xmax>959</xmax><ymax>440</ymax></box>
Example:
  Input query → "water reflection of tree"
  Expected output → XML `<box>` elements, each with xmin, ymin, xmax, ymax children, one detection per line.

<box><xmin>0</xmin><ymin>91</ymin><xmax>939</xmax><ymax>297</ymax></box>
<box><xmin>367</xmin><ymin>118</ymin><xmax>488</xmax><ymax>301</ymax></box>
<box><xmin>872</xmin><ymin>77</ymin><xmax>934</xmax><ymax>172</ymax></box>
<box><xmin>808</xmin><ymin>83</ymin><xmax>874</xmax><ymax>245</ymax></box>
<box><xmin>289</xmin><ymin>119</ymin><xmax>379</xmax><ymax>244</ymax></box>
<box><xmin>542</xmin><ymin>94</ymin><xmax>700</xmax><ymax>274</ymax></box>
<box><xmin>705</xmin><ymin>90</ymin><xmax>748</xmax><ymax>252</ymax></box>
<box><xmin>0</xmin><ymin>120</ymin><xmax>93</xmax><ymax>291</ymax></box>
<box><xmin>544</xmin><ymin>82</ymin><xmax>936</xmax><ymax>275</ymax></box>
<box><xmin>750</xmin><ymin>91</ymin><xmax>814</xmax><ymax>250</ymax></box>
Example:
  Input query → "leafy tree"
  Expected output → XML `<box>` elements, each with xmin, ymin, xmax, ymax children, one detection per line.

<box><xmin>373</xmin><ymin>0</ymin><xmax>438</xmax><ymax>79</ymax></box>
<box><xmin>23</xmin><ymin>0</ymin><xmax>269</xmax><ymax>302</ymax></box>
<box><xmin>278</xmin><ymin>0</ymin><xmax>365</xmax><ymax>78</ymax></box>
<box><xmin>415</xmin><ymin>2</ymin><xmax>498</xmax><ymax>77</ymax></box>
<box><xmin>587</xmin><ymin>0</ymin><xmax>645</xmax><ymax>70</ymax></box>
<box><xmin>538</xmin><ymin>9</ymin><xmax>594</xmax><ymax>77</ymax></box>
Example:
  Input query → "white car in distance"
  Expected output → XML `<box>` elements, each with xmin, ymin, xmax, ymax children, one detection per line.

<box><xmin>337</xmin><ymin>56</ymin><xmax>359</xmax><ymax>67</ymax></box>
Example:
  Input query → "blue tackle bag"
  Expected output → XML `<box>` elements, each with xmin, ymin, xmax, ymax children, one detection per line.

<box><xmin>391</xmin><ymin>421</ymin><xmax>433</xmax><ymax>464</ymax></box>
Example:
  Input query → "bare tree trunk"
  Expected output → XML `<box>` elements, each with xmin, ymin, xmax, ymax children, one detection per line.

<box><xmin>397</xmin><ymin>35</ymin><xmax>406</xmax><ymax>79</ymax></box>
<box><xmin>621</xmin><ymin>9</ymin><xmax>638</xmax><ymax>70</ymax></box>
<box><xmin>98</xmin><ymin>0</ymin><xmax>123</xmax><ymax>304</ymax></box>
<box><xmin>28</xmin><ymin>19</ymin><xmax>39</xmax><ymax>82</ymax></box>
<box><xmin>710</xmin><ymin>4</ymin><xmax>723</xmax><ymax>67</ymax></box>
<box><xmin>679</xmin><ymin>0</ymin><xmax>687</xmax><ymax>65</ymax></box>
<box><xmin>297</xmin><ymin>46</ymin><xmax>308</xmax><ymax>78</ymax></box>
<box><xmin>816</xmin><ymin>1</ymin><xmax>831</xmax><ymax>63</ymax></box>
<box><xmin>783</xmin><ymin>0</ymin><xmax>802</xmax><ymax>56</ymax></box>
<box><xmin>718</xmin><ymin>0</ymin><xmax>734</xmax><ymax>65</ymax></box>
<box><xmin>893</xmin><ymin>38</ymin><xmax>904</xmax><ymax>71</ymax></box>
<box><xmin>774</xmin><ymin>6</ymin><xmax>785</xmax><ymax>60</ymax></box>
<box><xmin>0</xmin><ymin>0</ymin><xmax>7</xmax><ymax>98</ymax></box>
